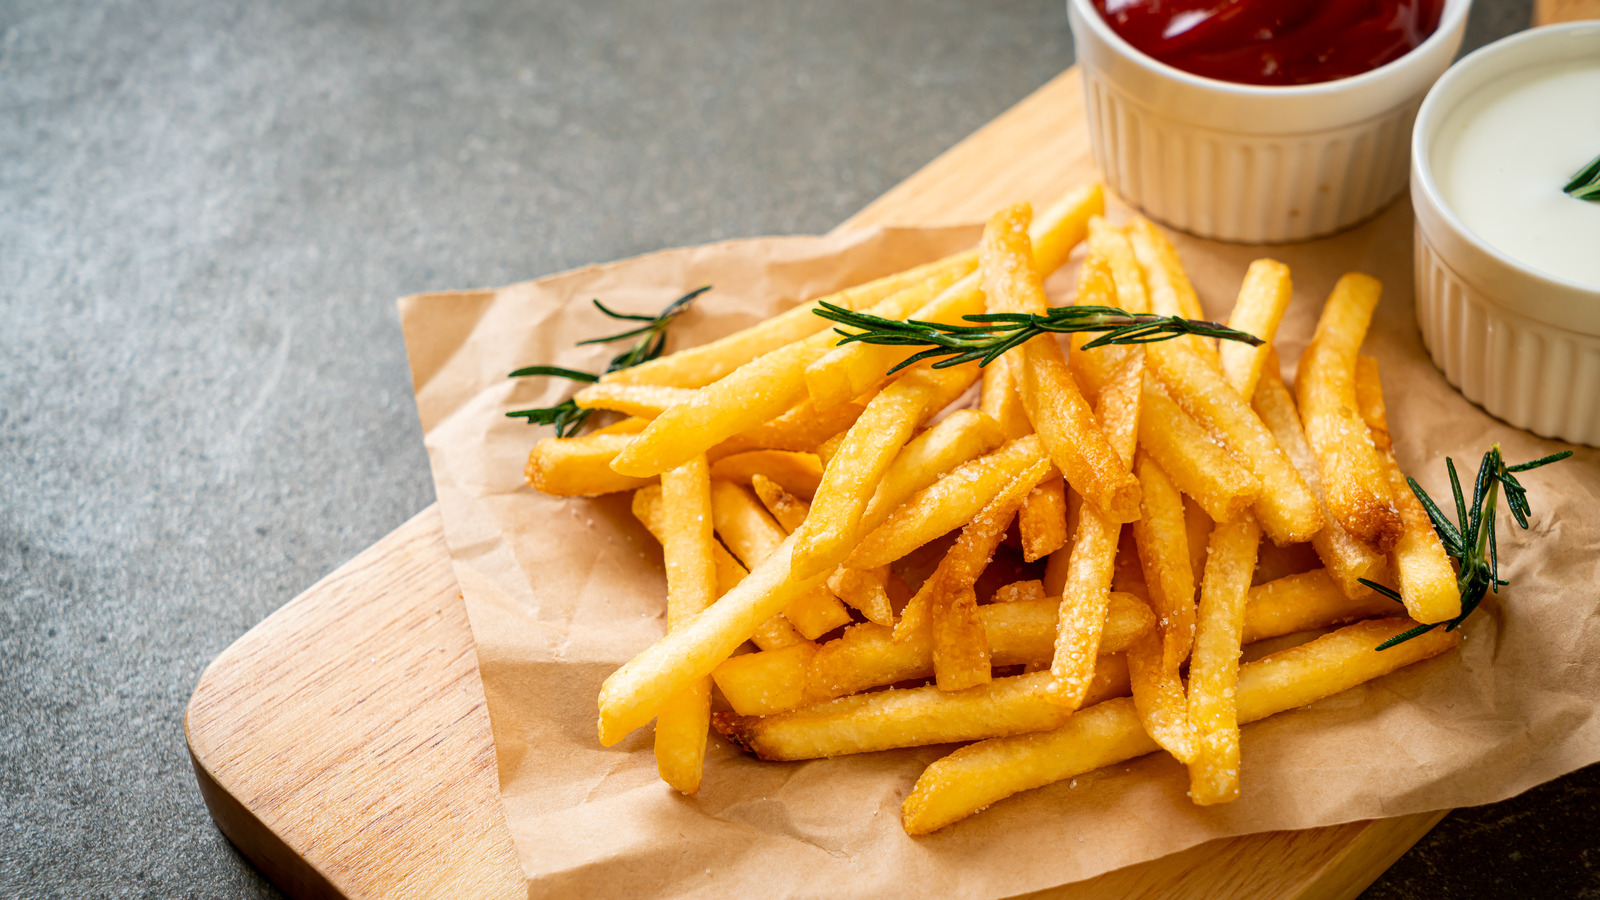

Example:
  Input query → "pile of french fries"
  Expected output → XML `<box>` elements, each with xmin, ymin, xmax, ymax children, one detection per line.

<box><xmin>524</xmin><ymin>184</ymin><xmax>1464</xmax><ymax>834</ymax></box>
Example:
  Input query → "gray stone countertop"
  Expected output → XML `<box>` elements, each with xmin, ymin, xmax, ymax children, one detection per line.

<box><xmin>2</xmin><ymin>1</ymin><xmax>1594</xmax><ymax>897</ymax></box>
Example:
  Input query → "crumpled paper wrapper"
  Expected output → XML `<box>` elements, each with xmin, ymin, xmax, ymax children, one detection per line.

<box><xmin>400</xmin><ymin>205</ymin><xmax>1600</xmax><ymax>900</ymax></box>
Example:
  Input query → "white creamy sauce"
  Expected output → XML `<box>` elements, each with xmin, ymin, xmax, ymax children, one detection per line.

<box><xmin>1434</xmin><ymin>60</ymin><xmax>1600</xmax><ymax>289</ymax></box>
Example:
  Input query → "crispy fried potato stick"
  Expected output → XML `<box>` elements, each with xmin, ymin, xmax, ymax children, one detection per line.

<box><xmin>931</xmin><ymin>585</ymin><xmax>991</xmax><ymax>692</ymax></box>
<box><xmin>1050</xmin><ymin>352</ymin><xmax>1142</xmax><ymax>709</ymax></box>
<box><xmin>985</xmin><ymin>204</ymin><xmax>1142</xmax><ymax>524</ymax></box>
<box><xmin>901</xmin><ymin>618</ymin><xmax>1460</xmax><ymax>834</ymax></box>
<box><xmin>1242</xmin><ymin>568</ymin><xmax>1394</xmax><ymax>643</ymax></box>
<box><xmin>846</xmin><ymin>435</ymin><xmax>1047</xmax><ymax>571</ymax></box>
<box><xmin>1126</xmin><ymin>629</ymin><xmax>1195</xmax><ymax>764</ymax></box>
<box><xmin>614</xmin><ymin>272</ymin><xmax>969</xmax><ymax>477</ymax></box>
<box><xmin>1250</xmin><ymin>352</ymin><xmax>1387</xmax><ymax>600</ymax></box>
<box><xmin>993</xmin><ymin>579</ymin><xmax>1047</xmax><ymax>604</ymax></box>
<box><xmin>1149</xmin><ymin>342</ymin><xmax>1322</xmax><ymax>545</ymax></box>
<box><xmin>634</xmin><ymin>485</ymin><xmax>807</xmax><ymax>651</ymax></box>
<box><xmin>1359</xmin><ymin>362</ymin><xmax>1461</xmax><ymax>624</ymax></box>
<box><xmin>980</xmin><ymin>354</ymin><xmax>1032</xmax><ymax>440</ymax></box>
<box><xmin>711</xmin><ymin>642</ymin><xmax>817</xmax><ymax>717</ymax></box>
<box><xmin>751</xmin><ymin>474</ymin><xmax>811</xmax><ymax>533</ymax></box>
<box><xmin>710</xmin><ymin>480</ymin><xmax>851</xmax><ymax>640</ymax></box>
<box><xmin>1131</xmin><ymin>450</ymin><xmax>1196</xmax><ymax>671</ymax></box>
<box><xmin>792</xmin><ymin>362</ymin><xmax>980</xmax><ymax>579</ymax></box>
<box><xmin>1126</xmin><ymin>217</ymin><xmax>1218</xmax><ymax>369</ymax></box>
<box><xmin>712</xmin><ymin>398</ymin><xmax>868</xmax><ymax>456</ymax></box>
<box><xmin>606</xmin><ymin>250</ymin><xmax>979</xmax><ymax>389</ymax></box>
<box><xmin>1186</xmin><ymin>513</ymin><xmax>1261</xmax><ymax>806</ymax></box>
<box><xmin>804</xmin><ymin>184</ymin><xmax>1104</xmax><ymax>410</ymax></box>
<box><xmin>709</xmin><ymin>450</ymin><xmax>824</xmax><ymax>500</ymax></box>
<box><xmin>652</xmin><ymin>457</ymin><xmax>718</xmax><ymax>794</ymax></box>
<box><xmin>527</xmin><ymin>432</ymin><xmax>656</xmax><ymax>497</ymax></box>
<box><xmin>1137</xmin><ymin>373</ymin><xmax>1260</xmax><ymax>523</ymax></box>
<box><xmin>826</xmin><ymin>565</ymin><xmax>895</xmax><ymax>626</ymax></box>
<box><xmin>1296</xmin><ymin>273</ymin><xmax>1402</xmax><ymax>551</ymax></box>
<box><xmin>1219</xmin><ymin>259</ymin><xmax>1292</xmax><ymax>399</ymax></box>
<box><xmin>591</xmin><ymin>417</ymin><xmax>651</xmax><ymax>436</ymax></box>
<box><xmin>572</xmin><ymin>383</ymin><xmax>697</xmax><ymax>419</ymax></box>
<box><xmin>980</xmin><ymin>355</ymin><xmax>1068</xmax><ymax>561</ymax></box>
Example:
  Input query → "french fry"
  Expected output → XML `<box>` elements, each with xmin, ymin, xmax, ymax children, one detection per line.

<box><xmin>613</xmin><ymin>272</ymin><xmax>970</xmax><ymax>477</ymax></box>
<box><xmin>993</xmin><ymin>579</ymin><xmax>1046</xmax><ymax>604</ymax></box>
<box><xmin>931</xmin><ymin>584</ymin><xmax>991</xmax><ymax>691</ymax></box>
<box><xmin>1131</xmin><ymin>451</ymin><xmax>1196</xmax><ymax>670</ymax></box>
<box><xmin>527</xmin><ymin>432</ymin><xmax>655</xmax><ymax>497</ymax></box>
<box><xmin>826</xmin><ymin>565</ymin><xmax>894</xmax><ymax>626</ymax></box>
<box><xmin>803</xmin><ymin>184</ymin><xmax>1103</xmax><ymax>410</ymax></box>
<box><xmin>709</xmin><ymin>450</ymin><xmax>824</xmax><ymax>500</ymax></box>
<box><xmin>1219</xmin><ymin>259</ymin><xmax>1293</xmax><ymax>399</ymax></box>
<box><xmin>597</xmin><ymin>527</ymin><xmax>826</xmax><ymax>745</ymax></box>
<box><xmin>901</xmin><ymin>618</ymin><xmax>1460</xmax><ymax>834</ymax></box>
<box><xmin>1251</xmin><ymin>353</ymin><xmax>1388</xmax><ymax>600</ymax></box>
<box><xmin>1126</xmin><ymin>629</ymin><xmax>1195</xmax><ymax>764</ymax></box>
<box><xmin>814</xmin><ymin>431</ymin><xmax>845</xmax><ymax>468</ymax></box>
<box><xmin>591</xmin><ymin>416</ymin><xmax>652</xmax><ymax>436</ymax></box>
<box><xmin>606</xmin><ymin>250</ymin><xmax>979</xmax><ymax>389</ymax></box>
<box><xmin>1359</xmin><ymin>363</ymin><xmax>1461</xmax><ymax>625</ymax></box>
<box><xmin>846</xmin><ymin>435</ymin><xmax>1047</xmax><ymax>571</ymax></box>
<box><xmin>861</xmin><ymin>410</ymin><xmax>1006</xmax><ymax>533</ymax></box>
<box><xmin>1019</xmin><ymin>472</ymin><xmax>1069</xmax><ymax>562</ymax></box>
<box><xmin>573</xmin><ymin>382</ymin><xmax>697</xmax><ymax>419</ymax></box>
<box><xmin>1138</xmin><ymin>374</ymin><xmax>1260</xmax><ymax>523</ymax></box>
<box><xmin>1243</xmin><ymin>568</ymin><xmax>1394</xmax><ymax>643</ymax></box>
<box><xmin>652</xmin><ymin>457</ymin><xmax>718</xmax><ymax>794</ymax></box>
<box><xmin>1087</xmin><ymin>218</ymin><xmax>1152</xmax><ymax>318</ymax></box>
<box><xmin>1183</xmin><ymin>496</ymin><xmax>1212</xmax><ymax>586</ymax></box>
<box><xmin>980</xmin><ymin>354</ymin><xmax>1031</xmax><ymax>439</ymax></box>
<box><xmin>1296</xmin><ymin>273</ymin><xmax>1403</xmax><ymax>551</ymax></box>
<box><xmin>712</xmin><ymin>398</ymin><xmax>867</xmax><ymax>456</ymax></box>
<box><xmin>984</xmin><ymin>203</ymin><xmax>1142</xmax><ymax>524</ymax></box>
<box><xmin>713</xmin><ymin>664</ymin><xmax>1133</xmax><ymax>761</ymax></box>
<box><xmin>1149</xmin><ymin>342</ymin><xmax>1322</xmax><ymax>545</ymax></box>
<box><xmin>710</xmin><ymin>480</ymin><xmax>851</xmax><ymax>640</ymax></box>
<box><xmin>751</xmin><ymin>474</ymin><xmax>810</xmax><ymax>533</ymax></box>
<box><xmin>1186</xmin><ymin>513</ymin><xmax>1261</xmax><ymax>806</ymax></box>
<box><xmin>711</xmin><ymin>642</ymin><xmax>817</xmax><ymax>716</ymax></box>
<box><xmin>791</xmin><ymin>362</ymin><xmax>980</xmax><ymax>580</ymax></box>
<box><xmin>1050</xmin><ymin>352</ymin><xmax>1141</xmax><ymax>708</ymax></box>
<box><xmin>1126</xmin><ymin>216</ymin><xmax>1218</xmax><ymax>368</ymax></box>
<box><xmin>634</xmin><ymin>485</ymin><xmax>807</xmax><ymax>651</ymax></box>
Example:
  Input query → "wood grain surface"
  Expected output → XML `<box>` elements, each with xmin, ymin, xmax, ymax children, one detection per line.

<box><xmin>187</xmin><ymin>65</ymin><xmax>1456</xmax><ymax>900</ymax></box>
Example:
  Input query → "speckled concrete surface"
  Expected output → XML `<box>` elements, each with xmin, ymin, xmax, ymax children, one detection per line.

<box><xmin>0</xmin><ymin>1</ymin><xmax>1591</xmax><ymax>898</ymax></box>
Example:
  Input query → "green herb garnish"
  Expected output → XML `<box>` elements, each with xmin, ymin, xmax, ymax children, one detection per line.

<box><xmin>507</xmin><ymin>286</ymin><xmax>709</xmax><ymax>436</ymax></box>
<box><xmin>1564</xmin><ymin>152</ymin><xmax>1600</xmax><ymax>201</ymax></box>
<box><xmin>1360</xmin><ymin>445</ymin><xmax>1573</xmax><ymax>650</ymax></box>
<box><xmin>814</xmin><ymin>302</ymin><xmax>1262</xmax><ymax>375</ymax></box>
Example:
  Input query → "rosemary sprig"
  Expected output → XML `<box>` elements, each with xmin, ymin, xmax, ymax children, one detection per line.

<box><xmin>507</xmin><ymin>286</ymin><xmax>709</xmax><ymax>436</ymax></box>
<box><xmin>1360</xmin><ymin>445</ymin><xmax>1573</xmax><ymax>650</ymax></box>
<box><xmin>1564</xmin><ymin>152</ymin><xmax>1600</xmax><ymax>201</ymax></box>
<box><xmin>814</xmin><ymin>301</ymin><xmax>1262</xmax><ymax>374</ymax></box>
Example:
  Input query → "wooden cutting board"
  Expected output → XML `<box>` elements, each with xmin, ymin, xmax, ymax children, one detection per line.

<box><xmin>185</xmin><ymin>66</ymin><xmax>1463</xmax><ymax>900</ymax></box>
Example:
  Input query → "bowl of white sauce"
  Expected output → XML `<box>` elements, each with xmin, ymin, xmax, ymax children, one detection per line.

<box><xmin>1414</xmin><ymin>24</ymin><xmax>1600</xmax><ymax>448</ymax></box>
<box><xmin>1412</xmin><ymin>21</ymin><xmax>1600</xmax><ymax>446</ymax></box>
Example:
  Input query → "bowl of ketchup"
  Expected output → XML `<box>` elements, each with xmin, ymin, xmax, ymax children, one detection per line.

<box><xmin>1067</xmin><ymin>0</ymin><xmax>1471</xmax><ymax>242</ymax></box>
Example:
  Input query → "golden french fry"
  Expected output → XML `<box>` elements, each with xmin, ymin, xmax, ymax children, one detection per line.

<box><xmin>847</xmin><ymin>435</ymin><xmax>1047</xmax><ymax>571</ymax></box>
<box><xmin>1219</xmin><ymin>259</ymin><xmax>1293</xmax><ymax>399</ymax></box>
<box><xmin>591</xmin><ymin>417</ymin><xmax>651</xmax><ymax>436</ymax></box>
<box><xmin>751</xmin><ymin>474</ymin><xmax>810</xmax><ymax>532</ymax></box>
<box><xmin>713</xmin><ymin>663</ymin><xmax>1133</xmax><ymax>761</ymax></box>
<box><xmin>1131</xmin><ymin>451</ymin><xmax>1197</xmax><ymax>670</ymax></box>
<box><xmin>635</xmin><ymin>485</ymin><xmax>807</xmax><ymax>651</ymax></box>
<box><xmin>803</xmin><ymin>184</ymin><xmax>1103</xmax><ymax>410</ymax></box>
<box><xmin>1138</xmin><ymin>373</ymin><xmax>1260</xmax><ymax>523</ymax></box>
<box><xmin>573</xmin><ymin>382</ymin><xmax>697</xmax><ymax>419</ymax></box>
<box><xmin>712</xmin><ymin>642</ymin><xmax>817</xmax><ymax>716</ymax></box>
<box><xmin>614</xmin><ymin>274</ymin><xmax>965</xmax><ymax>477</ymax></box>
<box><xmin>1243</xmin><ymin>568</ymin><xmax>1395</xmax><ymax>643</ymax></box>
<box><xmin>1186</xmin><ymin>513</ymin><xmax>1261</xmax><ymax>806</ymax></box>
<box><xmin>712</xmin><ymin>398</ymin><xmax>867</xmax><ymax>456</ymax></box>
<box><xmin>930</xmin><ymin>584</ymin><xmax>990</xmax><ymax>691</ymax></box>
<box><xmin>901</xmin><ymin>618</ymin><xmax>1460</xmax><ymax>834</ymax></box>
<box><xmin>993</xmin><ymin>579</ymin><xmax>1047</xmax><ymax>604</ymax></box>
<box><xmin>710</xmin><ymin>480</ymin><xmax>851</xmax><ymax>640</ymax></box>
<box><xmin>792</xmin><ymin>362</ymin><xmax>980</xmax><ymax>580</ymax></box>
<box><xmin>858</xmin><ymin>410</ymin><xmax>1006</xmax><ymax>536</ymax></box>
<box><xmin>983</xmin><ymin>203</ymin><xmax>1142</xmax><ymax>524</ymax></box>
<box><xmin>826</xmin><ymin>565</ymin><xmax>894</xmax><ymax>626</ymax></box>
<box><xmin>1050</xmin><ymin>352</ymin><xmax>1142</xmax><ymax>708</ymax></box>
<box><xmin>1126</xmin><ymin>629</ymin><xmax>1195</xmax><ymax>764</ymax></box>
<box><xmin>1183</xmin><ymin>495</ymin><xmax>1212</xmax><ymax>587</ymax></box>
<box><xmin>980</xmin><ymin>353</ymin><xmax>1031</xmax><ymax>439</ymax></box>
<box><xmin>1087</xmin><ymin>218</ymin><xmax>1152</xmax><ymax>316</ymax></box>
<box><xmin>652</xmin><ymin>457</ymin><xmax>718</xmax><ymax>794</ymax></box>
<box><xmin>709</xmin><ymin>450</ymin><xmax>824</xmax><ymax>500</ymax></box>
<box><xmin>527</xmin><ymin>432</ymin><xmax>655</xmax><ymax>497</ymax></box>
<box><xmin>1019</xmin><ymin>471</ymin><xmax>1069</xmax><ymax>562</ymax></box>
<box><xmin>814</xmin><ymin>431</ymin><xmax>845</xmax><ymax>468</ymax></box>
<box><xmin>1149</xmin><ymin>342</ymin><xmax>1322</xmax><ymax>545</ymax></box>
<box><xmin>1354</xmin><ymin>355</ymin><xmax>1391</xmax><ymax>452</ymax></box>
<box><xmin>606</xmin><ymin>250</ymin><xmax>979</xmax><ymax>389</ymax></box>
<box><xmin>1250</xmin><ymin>353</ymin><xmax>1388</xmax><ymax>600</ymax></box>
<box><xmin>1296</xmin><ymin>273</ymin><xmax>1402</xmax><ymax>552</ymax></box>
<box><xmin>1126</xmin><ymin>217</ymin><xmax>1218</xmax><ymax>368</ymax></box>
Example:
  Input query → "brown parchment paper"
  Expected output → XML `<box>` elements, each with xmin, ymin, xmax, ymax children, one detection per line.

<box><xmin>400</xmin><ymin>204</ymin><xmax>1600</xmax><ymax>900</ymax></box>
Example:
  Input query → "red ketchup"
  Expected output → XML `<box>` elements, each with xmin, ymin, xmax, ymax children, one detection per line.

<box><xmin>1092</xmin><ymin>0</ymin><xmax>1445</xmax><ymax>86</ymax></box>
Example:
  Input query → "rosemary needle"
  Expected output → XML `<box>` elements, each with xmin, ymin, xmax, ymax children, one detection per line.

<box><xmin>1564</xmin><ymin>152</ymin><xmax>1600</xmax><ymax>202</ymax></box>
<box><xmin>507</xmin><ymin>286</ymin><xmax>709</xmax><ymax>436</ymax></box>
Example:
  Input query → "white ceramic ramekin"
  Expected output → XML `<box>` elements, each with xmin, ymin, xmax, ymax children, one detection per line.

<box><xmin>1412</xmin><ymin>22</ymin><xmax>1600</xmax><ymax>448</ymax></box>
<box><xmin>1067</xmin><ymin>0</ymin><xmax>1471</xmax><ymax>243</ymax></box>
